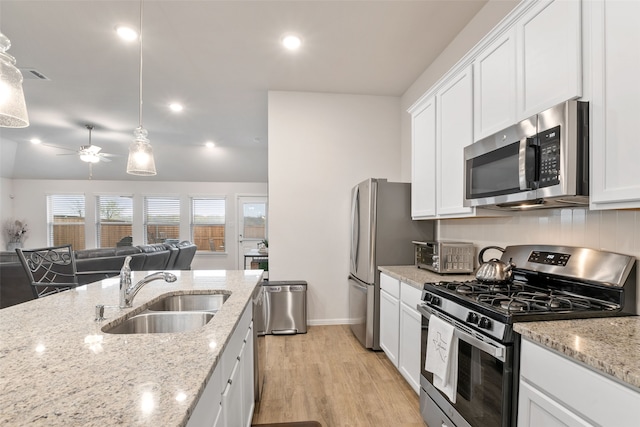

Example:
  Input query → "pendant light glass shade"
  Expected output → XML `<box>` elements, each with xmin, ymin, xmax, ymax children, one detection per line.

<box><xmin>0</xmin><ymin>32</ymin><xmax>29</xmax><ymax>128</ymax></box>
<box><xmin>126</xmin><ymin>0</ymin><xmax>156</xmax><ymax>176</ymax></box>
<box><xmin>126</xmin><ymin>126</ymin><xmax>156</xmax><ymax>175</ymax></box>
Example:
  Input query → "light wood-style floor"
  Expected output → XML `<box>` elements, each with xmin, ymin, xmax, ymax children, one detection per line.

<box><xmin>252</xmin><ymin>325</ymin><xmax>424</xmax><ymax>427</ymax></box>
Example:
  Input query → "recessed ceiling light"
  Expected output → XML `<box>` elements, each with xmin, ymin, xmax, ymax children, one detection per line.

<box><xmin>30</xmin><ymin>138</ymin><xmax>42</xmax><ymax>145</ymax></box>
<box><xmin>205</xmin><ymin>141</ymin><xmax>215</xmax><ymax>148</ymax></box>
<box><xmin>169</xmin><ymin>103</ymin><xmax>183</xmax><ymax>112</ymax></box>
<box><xmin>115</xmin><ymin>25</ymin><xmax>139</xmax><ymax>42</ymax></box>
<box><xmin>282</xmin><ymin>34</ymin><xmax>302</xmax><ymax>51</ymax></box>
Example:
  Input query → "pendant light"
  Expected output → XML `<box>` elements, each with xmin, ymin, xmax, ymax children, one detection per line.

<box><xmin>127</xmin><ymin>0</ymin><xmax>156</xmax><ymax>176</ymax></box>
<box><xmin>0</xmin><ymin>32</ymin><xmax>29</xmax><ymax>128</ymax></box>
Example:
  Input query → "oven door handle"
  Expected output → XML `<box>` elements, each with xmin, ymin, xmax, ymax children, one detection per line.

<box><xmin>418</xmin><ymin>304</ymin><xmax>506</xmax><ymax>362</ymax></box>
<box><xmin>454</xmin><ymin>326</ymin><xmax>505</xmax><ymax>361</ymax></box>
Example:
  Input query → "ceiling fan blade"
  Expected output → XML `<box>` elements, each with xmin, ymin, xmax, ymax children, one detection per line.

<box><xmin>98</xmin><ymin>156</ymin><xmax>113</xmax><ymax>163</ymax></box>
<box><xmin>99</xmin><ymin>153</ymin><xmax>119</xmax><ymax>158</ymax></box>
<box><xmin>43</xmin><ymin>143</ymin><xmax>77</xmax><ymax>152</ymax></box>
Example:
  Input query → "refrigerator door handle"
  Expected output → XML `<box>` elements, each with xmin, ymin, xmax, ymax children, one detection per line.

<box><xmin>350</xmin><ymin>185</ymin><xmax>360</xmax><ymax>274</ymax></box>
<box><xmin>350</xmin><ymin>278</ymin><xmax>367</xmax><ymax>292</ymax></box>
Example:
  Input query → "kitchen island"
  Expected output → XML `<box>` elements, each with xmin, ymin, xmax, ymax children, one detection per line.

<box><xmin>0</xmin><ymin>269</ymin><xmax>262</xmax><ymax>426</ymax></box>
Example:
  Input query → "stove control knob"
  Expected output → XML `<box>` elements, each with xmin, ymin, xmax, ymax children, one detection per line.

<box><xmin>466</xmin><ymin>312</ymin><xmax>479</xmax><ymax>324</ymax></box>
<box><xmin>428</xmin><ymin>295</ymin><xmax>441</xmax><ymax>306</ymax></box>
<box><xmin>478</xmin><ymin>317</ymin><xmax>492</xmax><ymax>329</ymax></box>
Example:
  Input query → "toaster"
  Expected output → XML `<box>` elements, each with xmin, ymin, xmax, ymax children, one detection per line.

<box><xmin>412</xmin><ymin>241</ymin><xmax>475</xmax><ymax>274</ymax></box>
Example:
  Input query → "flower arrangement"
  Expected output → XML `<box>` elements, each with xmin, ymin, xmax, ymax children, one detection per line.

<box><xmin>5</xmin><ymin>219</ymin><xmax>29</xmax><ymax>243</ymax></box>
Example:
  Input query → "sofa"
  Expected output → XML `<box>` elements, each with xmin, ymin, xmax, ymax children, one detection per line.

<box><xmin>0</xmin><ymin>241</ymin><xmax>197</xmax><ymax>309</ymax></box>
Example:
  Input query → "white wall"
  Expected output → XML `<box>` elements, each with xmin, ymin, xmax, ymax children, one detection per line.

<box><xmin>0</xmin><ymin>178</ymin><xmax>14</xmax><ymax>232</ymax></box>
<box><xmin>2</xmin><ymin>179</ymin><xmax>267</xmax><ymax>270</ymax></box>
<box><xmin>268</xmin><ymin>91</ymin><xmax>402</xmax><ymax>325</ymax></box>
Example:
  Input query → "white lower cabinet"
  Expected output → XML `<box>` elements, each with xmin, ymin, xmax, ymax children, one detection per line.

<box><xmin>187</xmin><ymin>359</ymin><xmax>223</xmax><ymax>427</ymax></box>
<box><xmin>379</xmin><ymin>273</ymin><xmax>422</xmax><ymax>394</ymax></box>
<box><xmin>241</xmin><ymin>323</ymin><xmax>255</xmax><ymax>427</ymax></box>
<box><xmin>518</xmin><ymin>339</ymin><xmax>640</xmax><ymax>427</ymax></box>
<box><xmin>398</xmin><ymin>283</ymin><xmax>422</xmax><ymax>395</ymax></box>
<box><xmin>379</xmin><ymin>274</ymin><xmax>400</xmax><ymax>367</ymax></box>
<box><xmin>188</xmin><ymin>304</ymin><xmax>254</xmax><ymax>427</ymax></box>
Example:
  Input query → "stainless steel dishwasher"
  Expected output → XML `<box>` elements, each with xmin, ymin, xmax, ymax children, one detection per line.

<box><xmin>263</xmin><ymin>280</ymin><xmax>307</xmax><ymax>334</ymax></box>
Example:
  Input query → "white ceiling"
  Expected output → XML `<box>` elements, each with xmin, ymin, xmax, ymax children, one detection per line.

<box><xmin>0</xmin><ymin>0</ymin><xmax>487</xmax><ymax>182</ymax></box>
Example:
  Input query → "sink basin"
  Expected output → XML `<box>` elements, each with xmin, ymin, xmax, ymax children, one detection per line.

<box><xmin>103</xmin><ymin>312</ymin><xmax>214</xmax><ymax>334</ymax></box>
<box><xmin>146</xmin><ymin>293</ymin><xmax>229</xmax><ymax>312</ymax></box>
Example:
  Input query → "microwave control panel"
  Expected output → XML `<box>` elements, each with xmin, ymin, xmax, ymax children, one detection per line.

<box><xmin>538</xmin><ymin>125</ymin><xmax>561</xmax><ymax>188</ymax></box>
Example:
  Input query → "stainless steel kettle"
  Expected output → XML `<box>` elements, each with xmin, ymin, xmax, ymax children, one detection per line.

<box><xmin>475</xmin><ymin>246</ymin><xmax>515</xmax><ymax>283</ymax></box>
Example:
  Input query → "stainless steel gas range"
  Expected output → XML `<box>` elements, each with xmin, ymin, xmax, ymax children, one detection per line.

<box><xmin>418</xmin><ymin>244</ymin><xmax>637</xmax><ymax>427</ymax></box>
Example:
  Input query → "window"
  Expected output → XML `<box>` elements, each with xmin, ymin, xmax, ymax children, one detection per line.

<box><xmin>97</xmin><ymin>195</ymin><xmax>133</xmax><ymax>248</ymax></box>
<box><xmin>191</xmin><ymin>198</ymin><xmax>226</xmax><ymax>252</ymax></box>
<box><xmin>242</xmin><ymin>202</ymin><xmax>267</xmax><ymax>240</ymax></box>
<box><xmin>144</xmin><ymin>197</ymin><xmax>180</xmax><ymax>244</ymax></box>
<box><xmin>47</xmin><ymin>194</ymin><xmax>86</xmax><ymax>249</ymax></box>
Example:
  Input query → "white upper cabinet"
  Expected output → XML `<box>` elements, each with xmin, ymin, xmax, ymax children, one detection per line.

<box><xmin>409</xmin><ymin>66</ymin><xmax>479</xmax><ymax>219</ymax></box>
<box><xmin>473</xmin><ymin>28</ymin><xmax>517</xmax><ymax>140</ymax></box>
<box><xmin>588</xmin><ymin>0</ymin><xmax>640</xmax><ymax>209</ymax></box>
<box><xmin>410</xmin><ymin>96</ymin><xmax>437</xmax><ymax>219</ymax></box>
<box><xmin>436</xmin><ymin>66</ymin><xmax>475</xmax><ymax>218</ymax></box>
<box><xmin>516</xmin><ymin>0</ymin><xmax>582</xmax><ymax>119</ymax></box>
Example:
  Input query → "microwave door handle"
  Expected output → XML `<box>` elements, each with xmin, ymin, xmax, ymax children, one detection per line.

<box><xmin>519</xmin><ymin>137</ymin><xmax>538</xmax><ymax>190</ymax></box>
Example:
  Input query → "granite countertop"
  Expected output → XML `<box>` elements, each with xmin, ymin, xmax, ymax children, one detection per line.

<box><xmin>515</xmin><ymin>317</ymin><xmax>640</xmax><ymax>390</ymax></box>
<box><xmin>379</xmin><ymin>265</ymin><xmax>475</xmax><ymax>290</ymax></box>
<box><xmin>0</xmin><ymin>270</ymin><xmax>263</xmax><ymax>426</ymax></box>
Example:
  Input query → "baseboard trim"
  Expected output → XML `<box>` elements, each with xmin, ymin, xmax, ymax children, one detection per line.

<box><xmin>306</xmin><ymin>318</ymin><xmax>352</xmax><ymax>326</ymax></box>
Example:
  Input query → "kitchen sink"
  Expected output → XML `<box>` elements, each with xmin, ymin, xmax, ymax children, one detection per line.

<box><xmin>146</xmin><ymin>293</ymin><xmax>230</xmax><ymax>312</ymax></box>
<box><xmin>103</xmin><ymin>312</ymin><xmax>214</xmax><ymax>334</ymax></box>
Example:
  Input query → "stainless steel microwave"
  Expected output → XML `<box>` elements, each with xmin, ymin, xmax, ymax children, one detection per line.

<box><xmin>464</xmin><ymin>100</ymin><xmax>589</xmax><ymax>210</ymax></box>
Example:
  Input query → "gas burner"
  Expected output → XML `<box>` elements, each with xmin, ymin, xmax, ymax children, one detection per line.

<box><xmin>500</xmin><ymin>299</ymin><xmax>527</xmax><ymax>312</ymax></box>
<box><xmin>434</xmin><ymin>280</ymin><xmax>525</xmax><ymax>297</ymax></box>
<box><xmin>455</xmin><ymin>284</ymin><xmax>474</xmax><ymax>295</ymax></box>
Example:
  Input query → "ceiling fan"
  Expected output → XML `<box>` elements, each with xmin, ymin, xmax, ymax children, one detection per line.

<box><xmin>55</xmin><ymin>124</ymin><xmax>118</xmax><ymax>163</ymax></box>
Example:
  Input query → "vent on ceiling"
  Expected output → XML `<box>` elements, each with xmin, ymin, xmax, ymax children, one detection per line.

<box><xmin>19</xmin><ymin>68</ymin><xmax>50</xmax><ymax>80</ymax></box>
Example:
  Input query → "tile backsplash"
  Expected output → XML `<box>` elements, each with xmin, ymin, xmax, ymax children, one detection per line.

<box><xmin>439</xmin><ymin>208</ymin><xmax>640</xmax><ymax>312</ymax></box>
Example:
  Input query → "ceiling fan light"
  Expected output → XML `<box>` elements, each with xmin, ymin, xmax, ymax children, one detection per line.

<box><xmin>0</xmin><ymin>32</ymin><xmax>29</xmax><ymax>128</ymax></box>
<box><xmin>80</xmin><ymin>152</ymin><xmax>100</xmax><ymax>163</ymax></box>
<box><xmin>126</xmin><ymin>126</ymin><xmax>156</xmax><ymax>176</ymax></box>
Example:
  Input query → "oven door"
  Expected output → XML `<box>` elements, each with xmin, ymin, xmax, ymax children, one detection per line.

<box><xmin>418</xmin><ymin>304</ymin><xmax>517</xmax><ymax>427</ymax></box>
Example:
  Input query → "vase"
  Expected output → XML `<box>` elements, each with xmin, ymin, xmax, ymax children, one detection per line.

<box><xmin>6</xmin><ymin>242</ymin><xmax>23</xmax><ymax>252</ymax></box>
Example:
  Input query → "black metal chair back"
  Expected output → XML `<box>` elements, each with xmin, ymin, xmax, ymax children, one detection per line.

<box><xmin>16</xmin><ymin>244</ymin><xmax>79</xmax><ymax>298</ymax></box>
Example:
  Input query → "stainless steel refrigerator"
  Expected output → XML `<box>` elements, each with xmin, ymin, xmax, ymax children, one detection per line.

<box><xmin>348</xmin><ymin>178</ymin><xmax>434</xmax><ymax>350</ymax></box>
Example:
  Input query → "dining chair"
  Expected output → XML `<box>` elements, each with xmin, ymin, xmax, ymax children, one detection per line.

<box><xmin>15</xmin><ymin>244</ymin><xmax>79</xmax><ymax>298</ymax></box>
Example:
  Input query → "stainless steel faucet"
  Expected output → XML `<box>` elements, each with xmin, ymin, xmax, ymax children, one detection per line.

<box><xmin>119</xmin><ymin>256</ymin><xmax>178</xmax><ymax>308</ymax></box>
